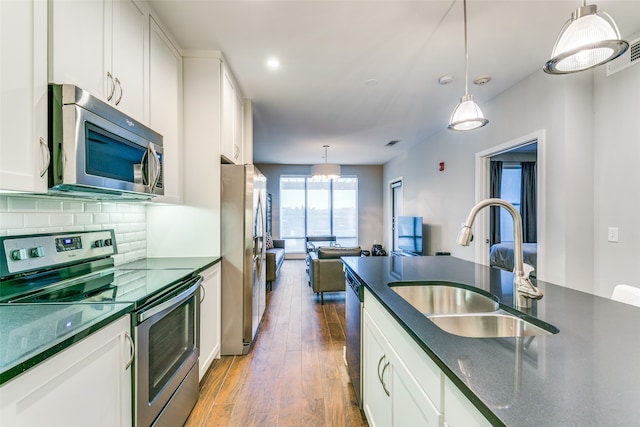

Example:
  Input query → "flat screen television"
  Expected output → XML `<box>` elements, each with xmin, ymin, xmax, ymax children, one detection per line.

<box><xmin>397</xmin><ymin>216</ymin><xmax>423</xmax><ymax>255</ymax></box>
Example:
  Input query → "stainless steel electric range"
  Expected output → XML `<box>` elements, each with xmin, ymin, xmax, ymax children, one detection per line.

<box><xmin>0</xmin><ymin>230</ymin><xmax>201</xmax><ymax>427</ymax></box>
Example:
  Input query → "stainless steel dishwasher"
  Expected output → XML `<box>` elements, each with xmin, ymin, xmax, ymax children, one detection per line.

<box><xmin>345</xmin><ymin>269</ymin><xmax>363</xmax><ymax>408</ymax></box>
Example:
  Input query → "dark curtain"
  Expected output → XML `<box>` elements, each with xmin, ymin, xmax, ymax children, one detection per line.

<box><xmin>520</xmin><ymin>162</ymin><xmax>537</xmax><ymax>243</ymax></box>
<box><xmin>489</xmin><ymin>161</ymin><xmax>503</xmax><ymax>245</ymax></box>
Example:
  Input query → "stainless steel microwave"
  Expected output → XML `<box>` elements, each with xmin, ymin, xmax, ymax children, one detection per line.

<box><xmin>48</xmin><ymin>84</ymin><xmax>163</xmax><ymax>199</ymax></box>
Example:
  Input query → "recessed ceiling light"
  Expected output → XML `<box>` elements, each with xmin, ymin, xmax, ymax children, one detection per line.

<box><xmin>473</xmin><ymin>76</ymin><xmax>491</xmax><ymax>85</ymax></box>
<box><xmin>438</xmin><ymin>75</ymin><xmax>454</xmax><ymax>85</ymax></box>
<box><xmin>266</xmin><ymin>57</ymin><xmax>280</xmax><ymax>70</ymax></box>
<box><xmin>365</xmin><ymin>78</ymin><xmax>379</xmax><ymax>86</ymax></box>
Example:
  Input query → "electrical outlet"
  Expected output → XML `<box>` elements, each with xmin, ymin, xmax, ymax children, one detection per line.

<box><xmin>608</xmin><ymin>227</ymin><xmax>619</xmax><ymax>243</ymax></box>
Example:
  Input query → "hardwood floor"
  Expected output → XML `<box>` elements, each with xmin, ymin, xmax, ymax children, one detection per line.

<box><xmin>185</xmin><ymin>260</ymin><xmax>368</xmax><ymax>427</ymax></box>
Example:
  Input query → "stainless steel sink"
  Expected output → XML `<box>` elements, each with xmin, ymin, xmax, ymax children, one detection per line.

<box><xmin>390</xmin><ymin>282</ymin><xmax>499</xmax><ymax>315</ymax></box>
<box><xmin>428</xmin><ymin>311</ymin><xmax>559</xmax><ymax>338</ymax></box>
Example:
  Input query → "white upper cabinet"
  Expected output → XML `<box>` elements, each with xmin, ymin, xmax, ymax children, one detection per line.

<box><xmin>221</xmin><ymin>62</ymin><xmax>244</xmax><ymax>164</ymax></box>
<box><xmin>49</xmin><ymin>0</ymin><xmax>147</xmax><ymax>122</ymax></box>
<box><xmin>149</xmin><ymin>16</ymin><xmax>183</xmax><ymax>204</ymax></box>
<box><xmin>0</xmin><ymin>0</ymin><xmax>49</xmax><ymax>193</ymax></box>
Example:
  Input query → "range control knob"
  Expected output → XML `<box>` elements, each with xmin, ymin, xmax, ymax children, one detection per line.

<box><xmin>94</xmin><ymin>239</ymin><xmax>105</xmax><ymax>248</ymax></box>
<box><xmin>30</xmin><ymin>247</ymin><xmax>45</xmax><ymax>258</ymax></box>
<box><xmin>104</xmin><ymin>238</ymin><xmax>113</xmax><ymax>247</ymax></box>
<box><xmin>11</xmin><ymin>249</ymin><xmax>28</xmax><ymax>261</ymax></box>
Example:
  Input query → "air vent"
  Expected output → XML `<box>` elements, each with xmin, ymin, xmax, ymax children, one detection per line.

<box><xmin>606</xmin><ymin>33</ymin><xmax>640</xmax><ymax>76</ymax></box>
<box><xmin>385</xmin><ymin>140</ymin><xmax>400</xmax><ymax>147</ymax></box>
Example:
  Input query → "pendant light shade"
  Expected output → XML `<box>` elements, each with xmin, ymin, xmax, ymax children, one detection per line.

<box><xmin>544</xmin><ymin>2</ymin><xmax>628</xmax><ymax>74</ymax></box>
<box><xmin>448</xmin><ymin>0</ymin><xmax>488</xmax><ymax>132</ymax></box>
<box><xmin>312</xmin><ymin>145</ymin><xmax>341</xmax><ymax>180</ymax></box>
<box><xmin>448</xmin><ymin>94</ymin><xmax>488</xmax><ymax>131</ymax></box>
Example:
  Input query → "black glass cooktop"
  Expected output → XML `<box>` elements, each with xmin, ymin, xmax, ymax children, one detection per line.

<box><xmin>4</xmin><ymin>268</ymin><xmax>195</xmax><ymax>309</ymax></box>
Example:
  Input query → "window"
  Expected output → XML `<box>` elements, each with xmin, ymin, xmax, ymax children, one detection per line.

<box><xmin>499</xmin><ymin>164</ymin><xmax>522</xmax><ymax>242</ymax></box>
<box><xmin>279</xmin><ymin>176</ymin><xmax>358</xmax><ymax>253</ymax></box>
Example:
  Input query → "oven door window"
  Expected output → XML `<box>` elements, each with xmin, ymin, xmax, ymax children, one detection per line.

<box><xmin>147</xmin><ymin>296</ymin><xmax>196</xmax><ymax>400</ymax></box>
<box><xmin>85</xmin><ymin>122</ymin><xmax>146</xmax><ymax>184</ymax></box>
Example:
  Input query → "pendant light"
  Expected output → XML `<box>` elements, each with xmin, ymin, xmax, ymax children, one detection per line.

<box><xmin>311</xmin><ymin>145</ymin><xmax>341</xmax><ymax>180</ymax></box>
<box><xmin>448</xmin><ymin>0</ymin><xmax>488</xmax><ymax>131</ymax></box>
<box><xmin>544</xmin><ymin>0</ymin><xmax>628</xmax><ymax>74</ymax></box>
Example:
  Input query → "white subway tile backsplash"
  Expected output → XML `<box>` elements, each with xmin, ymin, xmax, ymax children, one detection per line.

<box><xmin>8</xmin><ymin>197</ymin><xmax>38</xmax><ymax>212</ymax></box>
<box><xmin>93</xmin><ymin>213</ymin><xmax>110</xmax><ymax>224</ymax></box>
<box><xmin>74</xmin><ymin>214</ymin><xmax>93</xmax><ymax>225</ymax></box>
<box><xmin>37</xmin><ymin>199</ymin><xmax>64</xmax><ymax>212</ymax></box>
<box><xmin>1</xmin><ymin>213</ymin><xmax>23</xmax><ymax>228</ymax></box>
<box><xmin>50</xmin><ymin>214</ymin><xmax>74</xmax><ymax>227</ymax></box>
<box><xmin>101</xmin><ymin>203</ymin><xmax>118</xmax><ymax>213</ymax></box>
<box><xmin>0</xmin><ymin>195</ymin><xmax>147</xmax><ymax>264</ymax></box>
<box><xmin>84</xmin><ymin>203</ymin><xmax>102</xmax><ymax>213</ymax></box>
<box><xmin>62</xmin><ymin>201</ymin><xmax>85</xmax><ymax>212</ymax></box>
<box><xmin>24</xmin><ymin>213</ymin><xmax>51</xmax><ymax>228</ymax></box>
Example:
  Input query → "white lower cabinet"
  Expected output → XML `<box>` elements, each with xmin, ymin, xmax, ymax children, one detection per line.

<box><xmin>363</xmin><ymin>288</ymin><xmax>491</xmax><ymax>427</ymax></box>
<box><xmin>0</xmin><ymin>315</ymin><xmax>133</xmax><ymax>427</ymax></box>
<box><xmin>199</xmin><ymin>263</ymin><xmax>221</xmax><ymax>381</ymax></box>
<box><xmin>444</xmin><ymin>377</ymin><xmax>493</xmax><ymax>427</ymax></box>
<box><xmin>363</xmin><ymin>299</ymin><xmax>441</xmax><ymax>427</ymax></box>
<box><xmin>363</xmin><ymin>311</ymin><xmax>392</xmax><ymax>427</ymax></box>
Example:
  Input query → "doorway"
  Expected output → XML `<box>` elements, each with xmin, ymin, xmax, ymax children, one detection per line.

<box><xmin>390</xmin><ymin>178</ymin><xmax>403</xmax><ymax>252</ymax></box>
<box><xmin>475</xmin><ymin>130</ymin><xmax>546</xmax><ymax>278</ymax></box>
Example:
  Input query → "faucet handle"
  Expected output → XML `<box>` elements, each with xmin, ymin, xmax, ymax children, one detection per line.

<box><xmin>523</xmin><ymin>263</ymin><xmax>535</xmax><ymax>279</ymax></box>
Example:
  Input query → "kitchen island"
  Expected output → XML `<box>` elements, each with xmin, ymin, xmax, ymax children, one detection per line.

<box><xmin>343</xmin><ymin>255</ymin><xmax>640</xmax><ymax>426</ymax></box>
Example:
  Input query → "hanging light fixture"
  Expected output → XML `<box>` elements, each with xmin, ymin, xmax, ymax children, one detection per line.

<box><xmin>448</xmin><ymin>0</ymin><xmax>488</xmax><ymax>131</ymax></box>
<box><xmin>311</xmin><ymin>145</ymin><xmax>341</xmax><ymax>180</ymax></box>
<box><xmin>544</xmin><ymin>0</ymin><xmax>628</xmax><ymax>74</ymax></box>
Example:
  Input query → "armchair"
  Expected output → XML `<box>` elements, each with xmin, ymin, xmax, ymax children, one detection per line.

<box><xmin>307</xmin><ymin>246</ymin><xmax>362</xmax><ymax>304</ymax></box>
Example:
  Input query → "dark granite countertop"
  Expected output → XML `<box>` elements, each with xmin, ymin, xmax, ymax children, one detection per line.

<box><xmin>0</xmin><ymin>256</ymin><xmax>220</xmax><ymax>386</ymax></box>
<box><xmin>342</xmin><ymin>255</ymin><xmax>640</xmax><ymax>427</ymax></box>
<box><xmin>0</xmin><ymin>302</ymin><xmax>133</xmax><ymax>385</ymax></box>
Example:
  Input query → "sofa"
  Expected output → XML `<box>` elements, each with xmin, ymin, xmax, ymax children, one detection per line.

<box><xmin>266</xmin><ymin>239</ymin><xmax>285</xmax><ymax>290</ymax></box>
<box><xmin>307</xmin><ymin>246</ymin><xmax>362</xmax><ymax>304</ymax></box>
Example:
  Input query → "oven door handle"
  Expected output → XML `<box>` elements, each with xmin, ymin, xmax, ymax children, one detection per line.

<box><xmin>137</xmin><ymin>276</ymin><xmax>202</xmax><ymax>323</ymax></box>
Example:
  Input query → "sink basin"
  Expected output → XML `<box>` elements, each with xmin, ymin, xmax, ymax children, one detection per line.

<box><xmin>428</xmin><ymin>311</ymin><xmax>559</xmax><ymax>338</ymax></box>
<box><xmin>390</xmin><ymin>282</ymin><xmax>499</xmax><ymax>315</ymax></box>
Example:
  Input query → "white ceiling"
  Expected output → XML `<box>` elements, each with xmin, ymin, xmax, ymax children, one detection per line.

<box><xmin>145</xmin><ymin>0</ymin><xmax>640</xmax><ymax>165</ymax></box>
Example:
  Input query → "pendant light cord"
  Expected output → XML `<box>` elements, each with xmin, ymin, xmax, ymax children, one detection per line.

<box><xmin>463</xmin><ymin>0</ymin><xmax>469</xmax><ymax>97</ymax></box>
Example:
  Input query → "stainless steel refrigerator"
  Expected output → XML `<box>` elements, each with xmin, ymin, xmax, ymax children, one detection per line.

<box><xmin>221</xmin><ymin>164</ymin><xmax>267</xmax><ymax>355</ymax></box>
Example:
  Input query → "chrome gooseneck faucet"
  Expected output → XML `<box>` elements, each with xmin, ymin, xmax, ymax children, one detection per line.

<box><xmin>457</xmin><ymin>198</ymin><xmax>543</xmax><ymax>309</ymax></box>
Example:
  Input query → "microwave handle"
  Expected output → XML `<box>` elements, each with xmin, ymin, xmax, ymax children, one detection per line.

<box><xmin>139</xmin><ymin>147</ymin><xmax>149</xmax><ymax>186</ymax></box>
<box><xmin>147</xmin><ymin>143</ymin><xmax>161</xmax><ymax>191</ymax></box>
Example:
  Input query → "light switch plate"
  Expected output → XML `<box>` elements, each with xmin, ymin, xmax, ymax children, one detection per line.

<box><xmin>608</xmin><ymin>227</ymin><xmax>619</xmax><ymax>243</ymax></box>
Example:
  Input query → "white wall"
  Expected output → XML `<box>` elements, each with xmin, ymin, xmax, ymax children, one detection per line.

<box><xmin>593</xmin><ymin>64</ymin><xmax>640</xmax><ymax>298</ymax></box>
<box><xmin>0</xmin><ymin>195</ymin><xmax>147</xmax><ymax>265</ymax></box>
<box><xmin>255</xmin><ymin>164</ymin><xmax>383</xmax><ymax>254</ymax></box>
<box><xmin>382</xmin><ymin>64</ymin><xmax>637</xmax><ymax>295</ymax></box>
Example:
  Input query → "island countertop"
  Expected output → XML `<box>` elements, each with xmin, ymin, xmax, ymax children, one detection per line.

<box><xmin>342</xmin><ymin>255</ymin><xmax>640</xmax><ymax>427</ymax></box>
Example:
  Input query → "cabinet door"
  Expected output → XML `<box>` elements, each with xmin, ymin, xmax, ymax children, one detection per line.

<box><xmin>363</xmin><ymin>311</ymin><xmax>392</xmax><ymax>427</ymax></box>
<box><xmin>49</xmin><ymin>0</ymin><xmax>109</xmax><ymax>100</ymax></box>
<box><xmin>221</xmin><ymin>63</ymin><xmax>237</xmax><ymax>163</ymax></box>
<box><xmin>0</xmin><ymin>315</ymin><xmax>133</xmax><ymax>427</ymax></box>
<box><xmin>149</xmin><ymin>16</ymin><xmax>182</xmax><ymax>204</ymax></box>
<box><xmin>0</xmin><ymin>0</ymin><xmax>48</xmax><ymax>192</ymax></box>
<box><xmin>111</xmin><ymin>0</ymin><xmax>146</xmax><ymax>121</ymax></box>
<box><xmin>233</xmin><ymin>90</ymin><xmax>244</xmax><ymax>164</ymax></box>
<box><xmin>199</xmin><ymin>263</ymin><xmax>221</xmax><ymax>381</ymax></box>
<box><xmin>390</xmin><ymin>351</ymin><xmax>442</xmax><ymax>427</ymax></box>
<box><xmin>444</xmin><ymin>377</ymin><xmax>493</xmax><ymax>427</ymax></box>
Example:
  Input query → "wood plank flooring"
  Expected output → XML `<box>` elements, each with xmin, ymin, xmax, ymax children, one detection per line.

<box><xmin>185</xmin><ymin>260</ymin><xmax>368</xmax><ymax>427</ymax></box>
